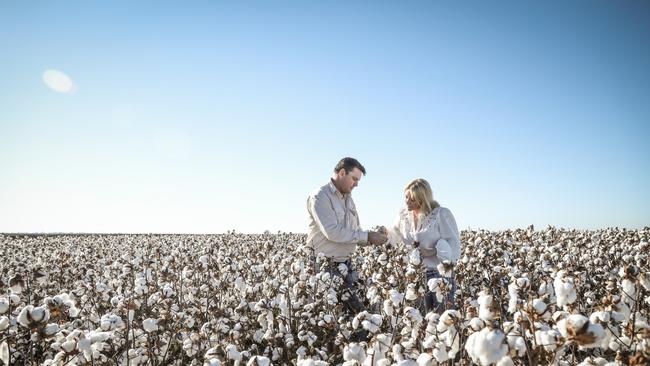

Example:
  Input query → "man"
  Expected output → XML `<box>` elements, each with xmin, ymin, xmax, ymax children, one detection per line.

<box><xmin>306</xmin><ymin>157</ymin><xmax>387</xmax><ymax>313</ymax></box>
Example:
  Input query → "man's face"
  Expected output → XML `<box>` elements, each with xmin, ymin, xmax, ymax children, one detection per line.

<box><xmin>336</xmin><ymin>167</ymin><xmax>363</xmax><ymax>194</ymax></box>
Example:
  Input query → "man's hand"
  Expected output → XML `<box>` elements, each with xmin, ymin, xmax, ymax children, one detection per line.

<box><xmin>368</xmin><ymin>231</ymin><xmax>388</xmax><ymax>245</ymax></box>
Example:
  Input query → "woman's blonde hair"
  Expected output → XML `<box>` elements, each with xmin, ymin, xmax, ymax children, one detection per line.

<box><xmin>405</xmin><ymin>178</ymin><xmax>439</xmax><ymax>215</ymax></box>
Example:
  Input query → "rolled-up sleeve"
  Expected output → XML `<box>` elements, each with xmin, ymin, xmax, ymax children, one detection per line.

<box><xmin>309</xmin><ymin>193</ymin><xmax>368</xmax><ymax>244</ymax></box>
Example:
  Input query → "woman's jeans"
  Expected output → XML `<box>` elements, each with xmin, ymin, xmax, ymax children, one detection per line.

<box><xmin>423</xmin><ymin>268</ymin><xmax>456</xmax><ymax>314</ymax></box>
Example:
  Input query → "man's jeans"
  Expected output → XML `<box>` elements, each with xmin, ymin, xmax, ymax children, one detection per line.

<box><xmin>313</xmin><ymin>258</ymin><xmax>364</xmax><ymax>315</ymax></box>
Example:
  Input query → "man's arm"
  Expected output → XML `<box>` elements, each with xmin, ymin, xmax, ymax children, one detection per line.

<box><xmin>308</xmin><ymin>194</ymin><xmax>368</xmax><ymax>244</ymax></box>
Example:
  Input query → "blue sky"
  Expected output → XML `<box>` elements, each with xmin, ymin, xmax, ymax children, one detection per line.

<box><xmin>1</xmin><ymin>0</ymin><xmax>649</xmax><ymax>233</ymax></box>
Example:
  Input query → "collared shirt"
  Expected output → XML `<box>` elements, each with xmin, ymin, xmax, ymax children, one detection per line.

<box><xmin>390</xmin><ymin>206</ymin><xmax>461</xmax><ymax>269</ymax></box>
<box><xmin>306</xmin><ymin>180</ymin><xmax>369</xmax><ymax>262</ymax></box>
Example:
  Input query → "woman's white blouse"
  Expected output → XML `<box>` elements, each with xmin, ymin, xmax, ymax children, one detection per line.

<box><xmin>389</xmin><ymin>206</ymin><xmax>461</xmax><ymax>269</ymax></box>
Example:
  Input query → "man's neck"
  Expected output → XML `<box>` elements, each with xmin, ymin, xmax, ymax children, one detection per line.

<box><xmin>330</xmin><ymin>178</ymin><xmax>345</xmax><ymax>195</ymax></box>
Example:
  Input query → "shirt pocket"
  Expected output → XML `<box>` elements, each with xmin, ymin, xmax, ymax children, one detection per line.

<box><xmin>334</xmin><ymin>207</ymin><xmax>346</xmax><ymax>224</ymax></box>
<box><xmin>349</xmin><ymin>207</ymin><xmax>358</xmax><ymax>221</ymax></box>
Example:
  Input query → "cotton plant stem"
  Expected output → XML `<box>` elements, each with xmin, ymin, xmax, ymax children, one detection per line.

<box><xmin>520</xmin><ymin>321</ymin><xmax>536</xmax><ymax>366</ymax></box>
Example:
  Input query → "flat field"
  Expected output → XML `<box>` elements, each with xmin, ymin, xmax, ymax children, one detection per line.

<box><xmin>0</xmin><ymin>228</ymin><xmax>648</xmax><ymax>365</ymax></box>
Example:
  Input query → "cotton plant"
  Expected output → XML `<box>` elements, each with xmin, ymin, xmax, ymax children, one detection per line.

<box><xmin>2</xmin><ymin>228</ymin><xmax>650</xmax><ymax>364</ymax></box>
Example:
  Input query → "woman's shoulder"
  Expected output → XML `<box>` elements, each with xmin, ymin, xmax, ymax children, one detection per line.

<box><xmin>433</xmin><ymin>206</ymin><xmax>454</xmax><ymax>219</ymax></box>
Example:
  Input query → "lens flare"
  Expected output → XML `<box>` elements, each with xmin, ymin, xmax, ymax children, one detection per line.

<box><xmin>42</xmin><ymin>69</ymin><xmax>75</xmax><ymax>93</ymax></box>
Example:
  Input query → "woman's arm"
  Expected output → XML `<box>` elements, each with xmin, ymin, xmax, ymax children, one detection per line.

<box><xmin>414</xmin><ymin>230</ymin><xmax>437</xmax><ymax>257</ymax></box>
<box><xmin>436</xmin><ymin>208</ymin><xmax>461</xmax><ymax>262</ymax></box>
<box><xmin>387</xmin><ymin>210</ymin><xmax>414</xmax><ymax>246</ymax></box>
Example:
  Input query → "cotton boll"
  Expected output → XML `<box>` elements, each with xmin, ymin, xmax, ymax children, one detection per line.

<box><xmin>383</xmin><ymin>300</ymin><xmax>394</xmax><ymax>317</ymax></box>
<box><xmin>0</xmin><ymin>341</ymin><xmax>7</xmax><ymax>366</ymax></box>
<box><xmin>506</xmin><ymin>334</ymin><xmax>526</xmax><ymax>357</ymax></box>
<box><xmin>0</xmin><ymin>316</ymin><xmax>9</xmax><ymax>332</ymax></box>
<box><xmin>557</xmin><ymin>314</ymin><xmax>606</xmax><ymax>348</ymax></box>
<box><xmin>416</xmin><ymin>352</ymin><xmax>434</xmax><ymax>366</ymax></box>
<box><xmin>610</xmin><ymin>299</ymin><xmax>631</xmax><ymax>323</ymax></box>
<box><xmin>405</xmin><ymin>284</ymin><xmax>418</xmax><ymax>301</ymax></box>
<box><xmin>409</xmin><ymin>249</ymin><xmax>422</xmax><ymax>266</ymax></box>
<box><xmin>436</xmin><ymin>261</ymin><xmax>453</xmax><ymax>278</ymax></box>
<box><xmin>0</xmin><ymin>298</ymin><xmax>9</xmax><ymax>314</ymax></box>
<box><xmin>507</xmin><ymin>282</ymin><xmax>519</xmax><ymax>314</ymax></box>
<box><xmin>377</xmin><ymin>253</ymin><xmax>389</xmax><ymax>266</ymax></box>
<box><xmin>43</xmin><ymin>323</ymin><xmax>60</xmax><ymax>337</ymax></box>
<box><xmin>477</xmin><ymin>291</ymin><xmax>496</xmax><ymax>321</ymax></box>
<box><xmin>100</xmin><ymin>314</ymin><xmax>124</xmax><ymax>331</ymax></box>
<box><xmin>469</xmin><ymin>317</ymin><xmax>485</xmax><ymax>332</ymax></box>
<box><xmin>361</xmin><ymin>314</ymin><xmax>383</xmax><ymax>333</ymax></box>
<box><xmin>577</xmin><ymin>357</ymin><xmax>609</xmax><ymax>366</ymax></box>
<box><xmin>247</xmin><ymin>356</ymin><xmax>270</xmax><ymax>366</ymax></box>
<box><xmin>471</xmin><ymin>328</ymin><xmax>508</xmax><ymax>366</ymax></box>
<box><xmin>199</xmin><ymin>255</ymin><xmax>209</xmax><ymax>267</ymax></box>
<box><xmin>390</xmin><ymin>290</ymin><xmax>405</xmax><ymax>307</ymax></box>
<box><xmin>554</xmin><ymin>271</ymin><xmax>577</xmax><ymax>308</ymax></box>
<box><xmin>366</xmin><ymin>286</ymin><xmax>379</xmax><ymax>302</ymax></box>
<box><xmin>403</xmin><ymin>307</ymin><xmax>423</xmax><ymax>327</ymax></box>
<box><xmin>142</xmin><ymin>318</ymin><xmax>159</xmax><ymax>332</ymax></box>
<box><xmin>77</xmin><ymin>338</ymin><xmax>92</xmax><ymax>359</ymax></box>
<box><xmin>61</xmin><ymin>340</ymin><xmax>76</xmax><ymax>353</ymax></box>
<box><xmin>31</xmin><ymin>306</ymin><xmax>48</xmax><ymax>322</ymax></box>
<box><xmin>465</xmin><ymin>332</ymin><xmax>478</xmax><ymax>362</ymax></box>
<box><xmin>431</xmin><ymin>343</ymin><xmax>450</xmax><ymax>363</ymax></box>
<box><xmin>532</xmin><ymin>299</ymin><xmax>547</xmax><ymax>315</ymax></box>
<box><xmin>621</xmin><ymin>279</ymin><xmax>637</xmax><ymax>305</ymax></box>
<box><xmin>343</xmin><ymin>342</ymin><xmax>366</xmax><ymax>363</ymax></box>
<box><xmin>437</xmin><ymin>310</ymin><xmax>460</xmax><ymax>333</ymax></box>
<box><xmin>9</xmin><ymin>275</ymin><xmax>23</xmax><ymax>294</ymax></box>
<box><xmin>162</xmin><ymin>285</ymin><xmax>175</xmax><ymax>297</ymax></box>
<box><xmin>496</xmin><ymin>356</ymin><xmax>514</xmax><ymax>366</ymax></box>
<box><xmin>421</xmin><ymin>335</ymin><xmax>436</xmax><ymax>349</ymax></box>
<box><xmin>590</xmin><ymin>311</ymin><xmax>610</xmax><ymax>324</ymax></box>
<box><xmin>397</xmin><ymin>359</ymin><xmax>418</xmax><ymax>366</ymax></box>
<box><xmin>639</xmin><ymin>272</ymin><xmax>650</xmax><ymax>291</ymax></box>
<box><xmin>296</xmin><ymin>360</ymin><xmax>316</xmax><ymax>366</ymax></box>
<box><xmin>17</xmin><ymin>305</ymin><xmax>50</xmax><ymax>327</ymax></box>
<box><xmin>352</xmin><ymin>311</ymin><xmax>367</xmax><ymax>329</ymax></box>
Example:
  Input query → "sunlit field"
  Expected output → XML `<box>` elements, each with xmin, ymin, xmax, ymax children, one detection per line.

<box><xmin>1</xmin><ymin>227</ymin><xmax>648</xmax><ymax>365</ymax></box>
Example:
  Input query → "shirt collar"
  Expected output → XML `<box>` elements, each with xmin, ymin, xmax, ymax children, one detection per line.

<box><xmin>328</xmin><ymin>179</ymin><xmax>346</xmax><ymax>199</ymax></box>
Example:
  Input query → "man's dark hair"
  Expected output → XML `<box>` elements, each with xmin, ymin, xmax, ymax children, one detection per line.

<box><xmin>334</xmin><ymin>157</ymin><xmax>366</xmax><ymax>175</ymax></box>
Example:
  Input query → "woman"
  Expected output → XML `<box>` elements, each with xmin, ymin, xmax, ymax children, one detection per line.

<box><xmin>388</xmin><ymin>178</ymin><xmax>461</xmax><ymax>313</ymax></box>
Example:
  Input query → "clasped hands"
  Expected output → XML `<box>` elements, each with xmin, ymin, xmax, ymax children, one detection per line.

<box><xmin>367</xmin><ymin>226</ymin><xmax>388</xmax><ymax>245</ymax></box>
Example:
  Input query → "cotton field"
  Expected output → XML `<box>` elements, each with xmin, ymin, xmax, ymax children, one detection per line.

<box><xmin>1</xmin><ymin>227</ymin><xmax>649</xmax><ymax>366</ymax></box>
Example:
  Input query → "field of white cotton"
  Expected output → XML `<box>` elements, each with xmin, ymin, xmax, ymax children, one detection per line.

<box><xmin>0</xmin><ymin>227</ymin><xmax>648</xmax><ymax>365</ymax></box>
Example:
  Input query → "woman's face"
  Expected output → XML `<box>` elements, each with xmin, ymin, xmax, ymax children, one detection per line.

<box><xmin>405</xmin><ymin>190</ymin><xmax>421</xmax><ymax>211</ymax></box>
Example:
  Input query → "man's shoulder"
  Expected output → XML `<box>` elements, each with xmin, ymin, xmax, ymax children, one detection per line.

<box><xmin>309</xmin><ymin>182</ymin><xmax>333</xmax><ymax>200</ymax></box>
